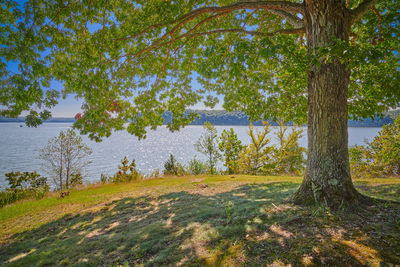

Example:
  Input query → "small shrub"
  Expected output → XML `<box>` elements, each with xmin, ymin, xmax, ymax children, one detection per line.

<box><xmin>187</xmin><ymin>156</ymin><xmax>207</xmax><ymax>175</ymax></box>
<box><xmin>0</xmin><ymin>189</ymin><xmax>32</xmax><ymax>208</ymax></box>
<box><xmin>349</xmin><ymin>145</ymin><xmax>372</xmax><ymax>178</ymax></box>
<box><xmin>34</xmin><ymin>187</ymin><xmax>48</xmax><ymax>199</ymax></box>
<box><xmin>100</xmin><ymin>173</ymin><xmax>111</xmax><ymax>184</ymax></box>
<box><xmin>369</xmin><ymin>116</ymin><xmax>400</xmax><ymax>176</ymax></box>
<box><xmin>1</xmin><ymin>171</ymin><xmax>49</xmax><ymax>207</ymax></box>
<box><xmin>112</xmin><ymin>156</ymin><xmax>142</xmax><ymax>183</ymax></box>
<box><xmin>164</xmin><ymin>154</ymin><xmax>179</xmax><ymax>175</ymax></box>
<box><xmin>100</xmin><ymin>157</ymin><xmax>143</xmax><ymax>184</ymax></box>
<box><xmin>5</xmin><ymin>171</ymin><xmax>48</xmax><ymax>191</ymax></box>
<box><xmin>176</xmin><ymin>164</ymin><xmax>186</xmax><ymax>176</ymax></box>
<box><xmin>163</xmin><ymin>154</ymin><xmax>186</xmax><ymax>176</ymax></box>
<box><xmin>148</xmin><ymin>168</ymin><xmax>161</xmax><ymax>178</ymax></box>
<box><xmin>70</xmin><ymin>173</ymin><xmax>83</xmax><ymax>187</ymax></box>
<box><xmin>349</xmin><ymin>116</ymin><xmax>400</xmax><ymax>177</ymax></box>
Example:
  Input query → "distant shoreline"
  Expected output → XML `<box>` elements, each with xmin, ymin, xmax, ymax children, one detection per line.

<box><xmin>0</xmin><ymin>109</ymin><xmax>396</xmax><ymax>127</ymax></box>
<box><xmin>0</xmin><ymin>122</ymin><xmax>387</xmax><ymax>128</ymax></box>
<box><xmin>0</xmin><ymin>119</ymin><xmax>393</xmax><ymax>127</ymax></box>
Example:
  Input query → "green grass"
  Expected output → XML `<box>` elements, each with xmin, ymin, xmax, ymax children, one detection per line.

<box><xmin>0</xmin><ymin>175</ymin><xmax>399</xmax><ymax>266</ymax></box>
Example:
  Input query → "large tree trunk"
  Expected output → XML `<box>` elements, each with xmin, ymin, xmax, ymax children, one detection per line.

<box><xmin>290</xmin><ymin>0</ymin><xmax>362</xmax><ymax>209</ymax></box>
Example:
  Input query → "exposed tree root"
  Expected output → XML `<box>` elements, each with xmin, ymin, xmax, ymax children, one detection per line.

<box><xmin>288</xmin><ymin>187</ymin><xmax>400</xmax><ymax>212</ymax></box>
<box><xmin>287</xmin><ymin>181</ymin><xmax>399</xmax><ymax>211</ymax></box>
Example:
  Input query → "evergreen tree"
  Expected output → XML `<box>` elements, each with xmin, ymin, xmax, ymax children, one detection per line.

<box><xmin>238</xmin><ymin>123</ymin><xmax>274</xmax><ymax>175</ymax></box>
<box><xmin>270</xmin><ymin>122</ymin><xmax>306</xmax><ymax>175</ymax></box>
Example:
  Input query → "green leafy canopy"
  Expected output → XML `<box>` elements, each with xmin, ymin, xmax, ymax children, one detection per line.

<box><xmin>1</xmin><ymin>0</ymin><xmax>399</xmax><ymax>140</ymax></box>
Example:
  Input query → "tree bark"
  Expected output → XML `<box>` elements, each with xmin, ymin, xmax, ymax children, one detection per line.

<box><xmin>290</xmin><ymin>0</ymin><xmax>362</xmax><ymax>208</ymax></box>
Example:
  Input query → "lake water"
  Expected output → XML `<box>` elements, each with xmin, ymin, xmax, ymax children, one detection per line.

<box><xmin>0</xmin><ymin>123</ymin><xmax>381</xmax><ymax>188</ymax></box>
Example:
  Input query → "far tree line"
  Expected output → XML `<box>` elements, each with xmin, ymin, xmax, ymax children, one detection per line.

<box><xmin>0</xmin><ymin>109</ymin><xmax>396</xmax><ymax>127</ymax></box>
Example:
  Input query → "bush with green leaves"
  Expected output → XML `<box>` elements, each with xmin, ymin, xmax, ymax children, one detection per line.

<box><xmin>148</xmin><ymin>168</ymin><xmax>161</xmax><ymax>178</ymax></box>
<box><xmin>70</xmin><ymin>173</ymin><xmax>84</xmax><ymax>187</ymax></box>
<box><xmin>1</xmin><ymin>171</ymin><xmax>49</xmax><ymax>207</ymax></box>
<box><xmin>100</xmin><ymin>173</ymin><xmax>111</xmax><ymax>184</ymax></box>
<box><xmin>349</xmin><ymin>116</ymin><xmax>400</xmax><ymax>177</ymax></box>
<box><xmin>348</xmin><ymin>145</ymin><xmax>373</xmax><ymax>178</ymax></box>
<box><xmin>219</xmin><ymin>128</ymin><xmax>243</xmax><ymax>174</ymax></box>
<box><xmin>5</xmin><ymin>171</ymin><xmax>48</xmax><ymax>190</ymax></box>
<box><xmin>0</xmin><ymin>190</ymin><xmax>32</xmax><ymax>208</ymax></box>
<box><xmin>369</xmin><ymin>116</ymin><xmax>400</xmax><ymax>176</ymax></box>
<box><xmin>163</xmin><ymin>154</ymin><xmax>186</xmax><ymax>176</ymax></box>
<box><xmin>195</xmin><ymin>122</ymin><xmax>221</xmax><ymax>174</ymax></box>
<box><xmin>187</xmin><ymin>156</ymin><xmax>207</xmax><ymax>175</ymax></box>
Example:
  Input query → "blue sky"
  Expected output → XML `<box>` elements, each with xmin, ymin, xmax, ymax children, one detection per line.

<box><xmin>46</xmin><ymin>93</ymin><xmax>215</xmax><ymax>117</ymax></box>
<box><xmin>51</xmin><ymin>95</ymin><xmax>82</xmax><ymax>117</ymax></box>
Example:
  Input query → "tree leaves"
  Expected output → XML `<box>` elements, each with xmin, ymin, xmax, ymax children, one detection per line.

<box><xmin>1</xmin><ymin>0</ymin><xmax>399</xmax><ymax>139</ymax></box>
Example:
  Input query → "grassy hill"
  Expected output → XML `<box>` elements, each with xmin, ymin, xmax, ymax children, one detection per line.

<box><xmin>0</xmin><ymin>175</ymin><xmax>399</xmax><ymax>266</ymax></box>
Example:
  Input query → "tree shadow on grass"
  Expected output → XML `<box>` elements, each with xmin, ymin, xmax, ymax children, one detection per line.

<box><xmin>355</xmin><ymin>182</ymin><xmax>400</xmax><ymax>201</ymax></box>
<box><xmin>1</xmin><ymin>182</ymin><xmax>399</xmax><ymax>266</ymax></box>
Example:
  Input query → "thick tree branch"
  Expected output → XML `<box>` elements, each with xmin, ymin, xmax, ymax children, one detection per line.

<box><xmin>120</xmin><ymin>26</ymin><xmax>304</xmax><ymax>62</ymax></box>
<box><xmin>349</xmin><ymin>0</ymin><xmax>379</xmax><ymax>24</ymax></box>
<box><xmin>258</xmin><ymin>10</ymin><xmax>269</xmax><ymax>32</ymax></box>
<box><xmin>114</xmin><ymin>1</ymin><xmax>303</xmax><ymax>42</ymax></box>
<box><xmin>182</xmin><ymin>1</ymin><xmax>304</xmax><ymax>16</ymax></box>
<box><xmin>182</xmin><ymin>27</ymin><xmax>305</xmax><ymax>38</ymax></box>
<box><xmin>127</xmin><ymin>2</ymin><xmax>303</xmax><ymax>59</ymax></box>
<box><xmin>181</xmin><ymin>11</ymin><xmax>231</xmax><ymax>39</ymax></box>
<box><xmin>108</xmin><ymin>1</ymin><xmax>305</xmax><ymax>63</ymax></box>
<box><xmin>141</xmin><ymin>27</ymin><xmax>305</xmax><ymax>55</ymax></box>
<box><xmin>268</xmin><ymin>10</ymin><xmax>304</xmax><ymax>28</ymax></box>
